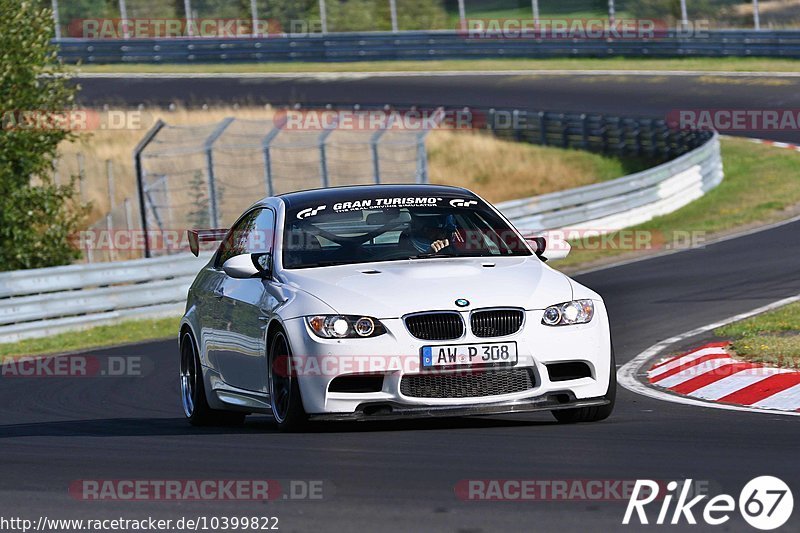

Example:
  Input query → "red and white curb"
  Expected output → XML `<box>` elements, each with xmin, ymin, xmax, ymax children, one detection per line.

<box><xmin>648</xmin><ymin>342</ymin><xmax>800</xmax><ymax>412</ymax></box>
<box><xmin>747</xmin><ymin>137</ymin><xmax>800</xmax><ymax>153</ymax></box>
<box><xmin>618</xmin><ymin>292</ymin><xmax>800</xmax><ymax>417</ymax></box>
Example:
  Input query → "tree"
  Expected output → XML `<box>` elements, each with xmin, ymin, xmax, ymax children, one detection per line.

<box><xmin>0</xmin><ymin>0</ymin><xmax>88</xmax><ymax>271</ymax></box>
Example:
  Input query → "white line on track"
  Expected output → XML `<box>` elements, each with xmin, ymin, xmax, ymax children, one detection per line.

<box><xmin>617</xmin><ymin>293</ymin><xmax>800</xmax><ymax>417</ymax></box>
<box><xmin>70</xmin><ymin>69</ymin><xmax>800</xmax><ymax>80</ymax></box>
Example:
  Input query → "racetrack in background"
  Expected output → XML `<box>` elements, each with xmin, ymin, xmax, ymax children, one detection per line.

<box><xmin>74</xmin><ymin>72</ymin><xmax>800</xmax><ymax>144</ymax></box>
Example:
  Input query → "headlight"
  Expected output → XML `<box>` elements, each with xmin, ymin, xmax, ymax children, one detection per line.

<box><xmin>541</xmin><ymin>300</ymin><xmax>594</xmax><ymax>326</ymax></box>
<box><xmin>306</xmin><ymin>315</ymin><xmax>387</xmax><ymax>338</ymax></box>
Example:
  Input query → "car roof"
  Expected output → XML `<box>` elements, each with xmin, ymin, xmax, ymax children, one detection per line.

<box><xmin>273</xmin><ymin>184</ymin><xmax>477</xmax><ymax>209</ymax></box>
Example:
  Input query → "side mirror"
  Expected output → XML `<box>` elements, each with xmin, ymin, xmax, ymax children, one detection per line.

<box><xmin>525</xmin><ymin>236</ymin><xmax>571</xmax><ymax>261</ymax></box>
<box><xmin>223</xmin><ymin>253</ymin><xmax>272</xmax><ymax>279</ymax></box>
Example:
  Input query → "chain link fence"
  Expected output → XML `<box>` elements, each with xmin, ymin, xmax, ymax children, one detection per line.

<box><xmin>50</xmin><ymin>0</ymin><xmax>780</xmax><ymax>39</ymax></box>
<box><xmin>73</xmin><ymin>104</ymin><xmax>711</xmax><ymax>262</ymax></box>
<box><xmin>134</xmin><ymin>107</ymin><xmax>436</xmax><ymax>257</ymax></box>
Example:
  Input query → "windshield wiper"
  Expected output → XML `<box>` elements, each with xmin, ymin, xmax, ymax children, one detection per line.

<box><xmin>297</xmin><ymin>260</ymin><xmax>352</xmax><ymax>268</ymax></box>
<box><xmin>406</xmin><ymin>253</ymin><xmax>449</xmax><ymax>260</ymax></box>
<box><xmin>407</xmin><ymin>252</ymin><xmax>499</xmax><ymax>260</ymax></box>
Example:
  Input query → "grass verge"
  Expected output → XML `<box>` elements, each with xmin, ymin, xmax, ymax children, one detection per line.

<box><xmin>71</xmin><ymin>57</ymin><xmax>800</xmax><ymax>75</ymax></box>
<box><xmin>556</xmin><ymin>137</ymin><xmax>800</xmax><ymax>271</ymax></box>
<box><xmin>714</xmin><ymin>302</ymin><xmax>800</xmax><ymax>369</ymax></box>
<box><xmin>0</xmin><ymin>317</ymin><xmax>179</xmax><ymax>359</ymax></box>
<box><xmin>428</xmin><ymin>130</ymin><xmax>649</xmax><ymax>202</ymax></box>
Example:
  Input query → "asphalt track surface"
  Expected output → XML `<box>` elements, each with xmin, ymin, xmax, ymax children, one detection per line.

<box><xmin>1</xmin><ymin>73</ymin><xmax>799</xmax><ymax>532</ymax></box>
<box><xmin>74</xmin><ymin>72</ymin><xmax>800</xmax><ymax>143</ymax></box>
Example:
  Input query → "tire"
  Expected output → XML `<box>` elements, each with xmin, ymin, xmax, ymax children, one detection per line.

<box><xmin>552</xmin><ymin>346</ymin><xmax>616</xmax><ymax>424</ymax></box>
<box><xmin>268</xmin><ymin>329</ymin><xmax>308</xmax><ymax>432</ymax></box>
<box><xmin>180</xmin><ymin>332</ymin><xmax>246</xmax><ymax>427</ymax></box>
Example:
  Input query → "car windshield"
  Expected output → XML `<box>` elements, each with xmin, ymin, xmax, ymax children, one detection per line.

<box><xmin>282</xmin><ymin>195</ymin><xmax>531</xmax><ymax>269</ymax></box>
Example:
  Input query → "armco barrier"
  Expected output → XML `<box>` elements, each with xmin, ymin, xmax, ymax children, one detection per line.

<box><xmin>0</xmin><ymin>130</ymin><xmax>722</xmax><ymax>344</ymax></box>
<box><xmin>55</xmin><ymin>30</ymin><xmax>800</xmax><ymax>64</ymax></box>
<box><xmin>0</xmin><ymin>253</ymin><xmax>211</xmax><ymax>344</ymax></box>
<box><xmin>498</xmin><ymin>132</ymin><xmax>722</xmax><ymax>232</ymax></box>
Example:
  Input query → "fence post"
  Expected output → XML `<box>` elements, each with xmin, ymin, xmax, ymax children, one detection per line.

<box><xmin>414</xmin><ymin>108</ymin><xmax>443</xmax><ymax>184</ymax></box>
<box><xmin>250</xmin><ymin>0</ymin><xmax>260</xmax><ymax>37</ymax></box>
<box><xmin>262</xmin><ymin>116</ymin><xmax>286</xmax><ymax>196</ymax></box>
<box><xmin>118</xmin><ymin>0</ymin><xmax>130</xmax><ymax>39</ymax></box>
<box><xmin>753</xmin><ymin>0</ymin><xmax>761</xmax><ymax>30</ymax></box>
<box><xmin>106</xmin><ymin>159</ymin><xmax>116</xmax><ymax>210</ymax></box>
<box><xmin>679</xmin><ymin>0</ymin><xmax>689</xmax><ymax>30</ymax></box>
<box><xmin>416</xmin><ymin>135</ymin><xmax>428</xmax><ymax>184</ymax></box>
<box><xmin>319</xmin><ymin>0</ymin><xmax>328</xmax><ymax>34</ymax></box>
<box><xmin>370</xmin><ymin>136</ymin><xmax>382</xmax><ymax>184</ymax></box>
<box><xmin>370</xmin><ymin>114</ymin><xmax>394</xmax><ymax>184</ymax></box>
<box><xmin>51</xmin><ymin>0</ymin><xmax>61</xmax><ymax>40</ymax></box>
<box><xmin>183</xmin><ymin>0</ymin><xmax>194</xmax><ymax>37</ymax></box>
<box><xmin>106</xmin><ymin>213</ymin><xmax>116</xmax><ymax>262</ymax></box>
<box><xmin>390</xmin><ymin>0</ymin><xmax>398</xmax><ymax>33</ymax></box>
<box><xmin>203</xmin><ymin>117</ymin><xmax>235</xmax><ymax>228</ymax></box>
<box><xmin>318</xmin><ymin>118</ymin><xmax>338</xmax><ymax>188</ymax></box>
<box><xmin>133</xmin><ymin>119</ymin><xmax>165</xmax><ymax>258</ymax></box>
<box><xmin>123</xmin><ymin>197</ymin><xmax>133</xmax><ymax>260</ymax></box>
<box><xmin>76</xmin><ymin>153</ymin><xmax>86</xmax><ymax>202</ymax></box>
<box><xmin>124</xmin><ymin>198</ymin><xmax>133</xmax><ymax>231</ymax></box>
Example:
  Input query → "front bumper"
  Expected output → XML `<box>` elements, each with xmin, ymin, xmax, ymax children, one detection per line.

<box><xmin>309</xmin><ymin>392</ymin><xmax>609</xmax><ymax>421</ymax></box>
<box><xmin>282</xmin><ymin>302</ymin><xmax>612</xmax><ymax>416</ymax></box>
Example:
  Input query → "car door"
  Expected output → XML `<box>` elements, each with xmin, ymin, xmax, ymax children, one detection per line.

<box><xmin>213</xmin><ymin>208</ymin><xmax>280</xmax><ymax>393</ymax></box>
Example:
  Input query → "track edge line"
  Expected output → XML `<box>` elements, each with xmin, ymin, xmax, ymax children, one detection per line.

<box><xmin>617</xmin><ymin>293</ymin><xmax>800</xmax><ymax>417</ymax></box>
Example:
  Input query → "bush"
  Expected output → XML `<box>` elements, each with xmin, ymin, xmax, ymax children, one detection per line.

<box><xmin>0</xmin><ymin>0</ymin><xmax>88</xmax><ymax>271</ymax></box>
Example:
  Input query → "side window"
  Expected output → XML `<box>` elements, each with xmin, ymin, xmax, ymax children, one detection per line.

<box><xmin>249</xmin><ymin>209</ymin><xmax>276</xmax><ymax>254</ymax></box>
<box><xmin>215</xmin><ymin>208</ymin><xmax>274</xmax><ymax>268</ymax></box>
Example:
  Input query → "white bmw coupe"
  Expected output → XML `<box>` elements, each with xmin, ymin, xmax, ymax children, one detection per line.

<box><xmin>180</xmin><ymin>184</ymin><xmax>615</xmax><ymax>431</ymax></box>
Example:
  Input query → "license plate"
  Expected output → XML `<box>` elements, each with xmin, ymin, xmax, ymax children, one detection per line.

<box><xmin>421</xmin><ymin>342</ymin><xmax>518</xmax><ymax>369</ymax></box>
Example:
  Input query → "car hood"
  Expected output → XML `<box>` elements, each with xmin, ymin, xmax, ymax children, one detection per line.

<box><xmin>279</xmin><ymin>256</ymin><xmax>573</xmax><ymax>318</ymax></box>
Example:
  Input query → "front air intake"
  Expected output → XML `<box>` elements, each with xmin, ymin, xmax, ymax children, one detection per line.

<box><xmin>470</xmin><ymin>308</ymin><xmax>524</xmax><ymax>338</ymax></box>
<box><xmin>404</xmin><ymin>312</ymin><xmax>465</xmax><ymax>341</ymax></box>
<box><xmin>400</xmin><ymin>368</ymin><xmax>535</xmax><ymax>398</ymax></box>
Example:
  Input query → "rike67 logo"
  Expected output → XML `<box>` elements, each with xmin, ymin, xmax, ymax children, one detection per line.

<box><xmin>624</xmin><ymin>476</ymin><xmax>793</xmax><ymax>530</ymax></box>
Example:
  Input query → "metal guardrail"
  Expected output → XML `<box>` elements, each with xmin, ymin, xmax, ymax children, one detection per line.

<box><xmin>497</xmin><ymin>133</ymin><xmax>723</xmax><ymax>232</ymax></box>
<box><xmin>0</xmin><ymin>114</ymin><xmax>722</xmax><ymax>344</ymax></box>
<box><xmin>55</xmin><ymin>30</ymin><xmax>800</xmax><ymax>63</ymax></box>
<box><xmin>0</xmin><ymin>254</ymin><xmax>211</xmax><ymax>344</ymax></box>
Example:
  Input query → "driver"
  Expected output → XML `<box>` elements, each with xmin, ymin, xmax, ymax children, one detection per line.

<box><xmin>402</xmin><ymin>214</ymin><xmax>462</xmax><ymax>254</ymax></box>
